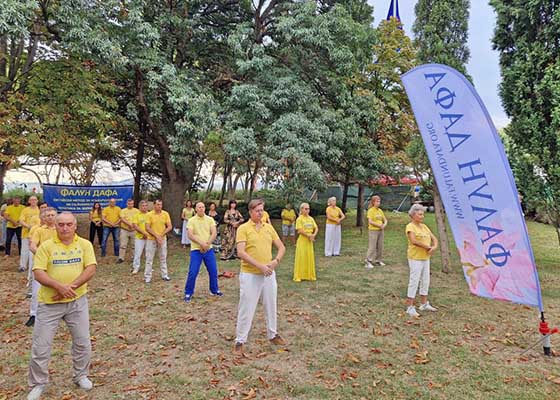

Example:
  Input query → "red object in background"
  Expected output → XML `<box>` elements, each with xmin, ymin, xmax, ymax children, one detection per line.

<box><xmin>369</xmin><ymin>175</ymin><xmax>419</xmax><ymax>186</ymax></box>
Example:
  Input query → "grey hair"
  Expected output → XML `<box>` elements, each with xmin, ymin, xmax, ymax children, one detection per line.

<box><xmin>55</xmin><ymin>211</ymin><xmax>77</xmax><ymax>223</ymax></box>
<box><xmin>299</xmin><ymin>202</ymin><xmax>310</xmax><ymax>213</ymax></box>
<box><xmin>408</xmin><ymin>204</ymin><xmax>426</xmax><ymax>217</ymax></box>
<box><xmin>327</xmin><ymin>196</ymin><xmax>337</xmax><ymax>204</ymax></box>
<box><xmin>40</xmin><ymin>207</ymin><xmax>56</xmax><ymax>216</ymax></box>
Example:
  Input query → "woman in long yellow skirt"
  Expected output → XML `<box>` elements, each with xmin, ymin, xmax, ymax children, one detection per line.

<box><xmin>293</xmin><ymin>202</ymin><xmax>319</xmax><ymax>282</ymax></box>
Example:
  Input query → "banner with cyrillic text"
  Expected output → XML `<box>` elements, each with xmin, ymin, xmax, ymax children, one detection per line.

<box><xmin>43</xmin><ymin>184</ymin><xmax>133</xmax><ymax>214</ymax></box>
<box><xmin>401</xmin><ymin>64</ymin><xmax>543</xmax><ymax>310</ymax></box>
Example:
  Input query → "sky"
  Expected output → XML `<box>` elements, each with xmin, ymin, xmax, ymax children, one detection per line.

<box><xmin>370</xmin><ymin>0</ymin><xmax>510</xmax><ymax>128</ymax></box>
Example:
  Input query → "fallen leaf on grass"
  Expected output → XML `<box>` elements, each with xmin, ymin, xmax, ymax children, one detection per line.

<box><xmin>546</xmin><ymin>376</ymin><xmax>560</xmax><ymax>385</ymax></box>
<box><xmin>428</xmin><ymin>381</ymin><xmax>442</xmax><ymax>389</ymax></box>
<box><xmin>414</xmin><ymin>351</ymin><xmax>430</xmax><ymax>364</ymax></box>
<box><xmin>242</xmin><ymin>388</ymin><xmax>257</xmax><ymax>399</ymax></box>
<box><xmin>346</xmin><ymin>353</ymin><xmax>361</xmax><ymax>364</ymax></box>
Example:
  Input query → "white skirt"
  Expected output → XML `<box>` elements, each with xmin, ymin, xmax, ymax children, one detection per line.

<box><xmin>181</xmin><ymin>220</ymin><xmax>191</xmax><ymax>245</ymax></box>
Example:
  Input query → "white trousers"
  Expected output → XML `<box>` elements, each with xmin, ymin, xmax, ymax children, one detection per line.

<box><xmin>145</xmin><ymin>238</ymin><xmax>168</xmax><ymax>280</ymax></box>
<box><xmin>407</xmin><ymin>259</ymin><xmax>431</xmax><ymax>298</ymax></box>
<box><xmin>324</xmin><ymin>224</ymin><xmax>341</xmax><ymax>256</ymax></box>
<box><xmin>20</xmin><ymin>238</ymin><xmax>33</xmax><ymax>271</ymax></box>
<box><xmin>181</xmin><ymin>220</ymin><xmax>191</xmax><ymax>245</ymax></box>
<box><xmin>132</xmin><ymin>238</ymin><xmax>147</xmax><ymax>272</ymax></box>
<box><xmin>235</xmin><ymin>272</ymin><xmax>277</xmax><ymax>343</ymax></box>
<box><xmin>30</xmin><ymin>279</ymin><xmax>41</xmax><ymax>316</ymax></box>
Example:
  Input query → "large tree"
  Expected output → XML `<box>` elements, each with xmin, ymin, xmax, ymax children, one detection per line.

<box><xmin>412</xmin><ymin>0</ymin><xmax>471</xmax><ymax>272</ymax></box>
<box><xmin>491</xmin><ymin>0</ymin><xmax>560</xmax><ymax>243</ymax></box>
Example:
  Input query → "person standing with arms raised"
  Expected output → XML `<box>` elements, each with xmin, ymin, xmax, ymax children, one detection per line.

<box><xmin>145</xmin><ymin>199</ymin><xmax>172</xmax><ymax>283</ymax></box>
<box><xmin>234</xmin><ymin>199</ymin><xmax>286</xmax><ymax>354</ymax></box>
<box><xmin>183</xmin><ymin>202</ymin><xmax>222</xmax><ymax>302</ymax></box>
<box><xmin>27</xmin><ymin>212</ymin><xmax>97</xmax><ymax>400</ymax></box>
<box><xmin>100</xmin><ymin>198</ymin><xmax>121</xmax><ymax>257</ymax></box>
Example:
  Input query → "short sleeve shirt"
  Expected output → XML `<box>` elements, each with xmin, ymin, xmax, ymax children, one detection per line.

<box><xmin>187</xmin><ymin>215</ymin><xmax>215</xmax><ymax>251</ymax></box>
<box><xmin>406</xmin><ymin>222</ymin><xmax>432</xmax><ymax>260</ymax></box>
<box><xmin>120</xmin><ymin>207</ymin><xmax>139</xmax><ymax>230</ymax></box>
<box><xmin>281</xmin><ymin>209</ymin><xmax>297</xmax><ymax>225</ymax></box>
<box><xmin>20</xmin><ymin>206</ymin><xmax>41</xmax><ymax>238</ymax></box>
<box><xmin>147</xmin><ymin>210</ymin><xmax>171</xmax><ymax>238</ymax></box>
<box><xmin>33</xmin><ymin>234</ymin><xmax>97</xmax><ymax>304</ymax></box>
<box><xmin>31</xmin><ymin>225</ymin><xmax>57</xmax><ymax>247</ymax></box>
<box><xmin>261</xmin><ymin>211</ymin><xmax>271</xmax><ymax>224</ymax></box>
<box><xmin>132</xmin><ymin>212</ymin><xmax>152</xmax><ymax>240</ymax></box>
<box><xmin>5</xmin><ymin>204</ymin><xmax>25</xmax><ymax>228</ymax></box>
<box><xmin>236</xmin><ymin>220</ymin><xmax>280</xmax><ymax>275</ymax></box>
<box><xmin>102</xmin><ymin>206</ymin><xmax>121</xmax><ymax>225</ymax></box>
<box><xmin>296</xmin><ymin>215</ymin><xmax>317</xmax><ymax>235</ymax></box>
<box><xmin>325</xmin><ymin>206</ymin><xmax>343</xmax><ymax>225</ymax></box>
<box><xmin>367</xmin><ymin>207</ymin><xmax>385</xmax><ymax>231</ymax></box>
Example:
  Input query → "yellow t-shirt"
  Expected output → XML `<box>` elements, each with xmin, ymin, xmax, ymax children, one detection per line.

<box><xmin>187</xmin><ymin>214</ymin><xmax>215</xmax><ymax>251</ymax></box>
<box><xmin>20</xmin><ymin>206</ymin><xmax>41</xmax><ymax>238</ymax></box>
<box><xmin>281</xmin><ymin>209</ymin><xmax>297</xmax><ymax>225</ymax></box>
<box><xmin>5</xmin><ymin>204</ymin><xmax>25</xmax><ymax>228</ymax></box>
<box><xmin>120</xmin><ymin>207</ymin><xmax>139</xmax><ymax>230</ymax></box>
<box><xmin>367</xmin><ymin>207</ymin><xmax>385</xmax><ymax>231</ymax></box>
<box><xmin>296</xmin><ymin>215</ymin><xmax>317</xmax><ymax>235</ymax></box>
<box><xmin>326</xmin><ymin>206</ymin><xmax>343</xmax><ymax>225</ymax></box>
<box><xmin>31</xmin><ymin>225</ymin><xmax>56</xmax><ymax>247</ymax></box>
<box><xmin>90</xmin><ymin>210</ymin><xmax>102</xmax><ymax>223</ymax></box>
<box><xmin>102</xmin><ymin>206</ymin><xmax>121</xmax><ymax>225</ymax></box>
<box><xmin>29</xmin><ymin>224</ymin><xmax>43</xmax><ymax>240</ymax></box>
<box><xmin>236</xmin><ymin>220</ymin><xmax>280</xmax><ymax>275</ymax></box>
<box><xmin>261</xmin><ymin>210</ymin><xmax>271</xmax><ymax>224</ymax></box>
<box><xmin>406</xmin><ymin>222</ymin><xmax>433</xmax><ymax>260</ymax></box>
<box><xmin>147</xmin><ymin>210</ymin><xmax>171</xmax><ymax>238</ymax></box>
<box><xmin>33</xmin><ymin>234</ymin><xmax>97</xmax><ymax>304</ymax></box>
<box><xmin>182</xmin><ymin>207</ymin><xmax>194</xmax><ymax>220</ymax></box>
<box><xmin>132</xmin><ymin>212</ymin><xmax>152</xmax><ymax>240</ymax></box>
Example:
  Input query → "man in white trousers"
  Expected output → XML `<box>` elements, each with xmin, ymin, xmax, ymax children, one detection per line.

<box><xmin>234</xmin><ymin>198</ymin><xmax>286</xmax><ymax>354</ymax></box>
<box><xmin>27</xmin><ymin>212</ymin><xmax>96</xmax><ymax>400</ymax></box>
<box><xmin>19</xmin><ymin>196</ymin><xmax>40</xmax><ymax>272</ymax></box>
<box><xmin>144</xmin><ymin>199</ymin><xmax>172</xmax><ymax>283</ymax></box>
<box><xmin>131</xmin><ymin>200</ymin><xmax>150</xmax><ymax>274</ymax></box>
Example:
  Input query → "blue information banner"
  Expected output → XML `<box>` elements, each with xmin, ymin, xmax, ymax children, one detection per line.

<box><xmin>43</xmin><ymin>184</ymin><xmax>134</xmax><ymax>214</ymax></box>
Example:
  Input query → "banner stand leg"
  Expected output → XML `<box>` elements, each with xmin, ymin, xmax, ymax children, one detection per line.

<box><xmin>539</xmin><ymin>312</ymin><xmax>558</xmax><ymax>356</ymax></box>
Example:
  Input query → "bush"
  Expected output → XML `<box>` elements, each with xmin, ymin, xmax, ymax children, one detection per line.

<box><xmin>2</xmin><ymin>188</ymin><xmax>43</xmax><ymax>204</ymax></box>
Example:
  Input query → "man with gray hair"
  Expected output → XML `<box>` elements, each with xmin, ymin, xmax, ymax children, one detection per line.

<box><xmin>27</xmin><ymin>212</ymin><xmax>97</xmax><ymax>400</ymax></box>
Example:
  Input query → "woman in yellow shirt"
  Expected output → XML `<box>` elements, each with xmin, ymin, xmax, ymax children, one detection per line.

<box><xmin>365</xmin><ymin>196</ymin><xmax>388</xmax><ymax>269</ymax></box>
<box><xmin>324</xmin><ymin>196</ymin><xmax>345</xmax><ymax>256</ymax></box>
<box><xmin>89</xmin><ymin>202</ymin><xmax>103</xmax><ymax>245</ymax></box>
<box><xmin>181</xmin><ymin>200</ymin><xmax>195</xmax><ymax>247</ymax></box>
<box><xmin>405</xmin><ymin>204</ymin><xmax>439</xmax><ymax>317</ymax></box>
<box><xmin>293</xmin><ymin>203</ymin><xmax>318</xmax><ymax>282</ymax></box>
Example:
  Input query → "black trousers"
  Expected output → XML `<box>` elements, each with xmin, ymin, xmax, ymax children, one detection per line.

<box><xmin>5</xmin><ymin>227</ymin><xmax>22</xmax><ymax>255</ymax></box>
<box><xmin>89</xmin><ymin>222</ymin><xmax>103</xmax><ymax>246</ymax></box>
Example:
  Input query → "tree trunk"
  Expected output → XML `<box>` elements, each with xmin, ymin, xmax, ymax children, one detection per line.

<box><xmin>356</xmin><ymin>183</ymin><xmax>364</xmax><ymax>227</ymax></box>
<box><xmin>204</xmin><ymin>162</ymin><xmax>217</xmax><ymax>201</ymax></box>
<box><xmin>433</xmin><ymin>186</ymin><xmax>451</xmax><ymax>273</ymax></box>
<box><xmin>0</xmin><ymin>161</ymin><xmax>8</xmax><ymax>202</ymax></box>
<box><xmin>161</xmin><ymin>170</ymin><xmax>190</xmax><ymax>229</ymax></box>
<box><xmin>133</xmin><ymin>119</ymin><xmax>147</xmax><ymax>206</ymax></box>
<box><xmin>341</xmin><ymin>179</ymin><xmax>350</xmax><ymax>211</ymax></box>
<box><xmin>219</xmin><ymin>163</ymin><xmax>231</xmax><ymax>206</ymax></box>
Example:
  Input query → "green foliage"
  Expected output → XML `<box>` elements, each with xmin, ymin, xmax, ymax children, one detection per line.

<box><xmin>491</xmin><ymin>0</ymin><xmax>560</xmax><ymax>234</ymax></box>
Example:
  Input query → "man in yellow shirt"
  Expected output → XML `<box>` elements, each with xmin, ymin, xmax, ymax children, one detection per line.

<box><xmin>27</xmin><ymin>212</ymin><xmax>97</xmax><ymax>400</ymax></box>
<box><xmin>131</xmin><ymin>200</ymin><xmax>150</xmax><ymax>275</ymax></box>
<box><xmin>117</xmin><ymin>199</ymin><xmax>139</xmax><ymax>264</ymax></box>
<box><xmin>145</xmin><ymin>199</ymin><xmax>172</xmax><ymax>283</ymax></box>
<box><xmin>26</xmin><ymin>207</ymin><xmax>57</xmax><ymax>327</ymax></box>
<box><xmin>280</xmin><ymin>203</ymin><xmax>297</xmax><ymax>244</ymax></box>
<box><xmin>4</xmin><ymin>196</ymin><xmax>25</xmax><ymax>257</ymax></box>
<box><xmin>184</xmin><ymin>202</ymin><xmax>221</xmax><ymax>302</ymax></box>
<box><xmin>234</xmin><ymin>199</ymin><xmax>286</xmax><ymax>354</ymax></box>
<box><xmin>101</xmin><ymin>198</ymin><xmax>121</xmax><ymax>257</ymax></box>
<box><xmin>19</xmin><ymin>196</ymin><xmax>40</xmax><ymax>272</ymax></box>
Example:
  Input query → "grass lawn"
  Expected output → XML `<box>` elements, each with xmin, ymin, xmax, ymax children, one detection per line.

<box><xmin>1</xmin><ymin>212</ymin><xmax>560</xmax><ymax>399</ymax></box>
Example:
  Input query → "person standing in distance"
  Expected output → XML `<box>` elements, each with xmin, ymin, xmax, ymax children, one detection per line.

<box><xmin>27</xmin><ymin>212</ymin><xmax>96</xmax><ymax>400</ymax></box>
<box><xmin>117</xmin><ymin>199</ymin><xmax>139</xmax><ymax>264</ymax></box>
<box><xmin>145</xmin><ymin>199</ymin><xmax>172</xmax><ymax>283</ymax></box>
<box><xmin>100</xmin><ymin>198</ymin><xmax>121</xmax><ymax>257</ymax></box>
<box><xmin>234</xmin><ymin>199</ymin><xmax>286</xmax><ymax>354</ymax></box>
<box><xmin>183</xmin><ymin>202</ymin><xmax>222</xmax><ymax>302</ymax></box>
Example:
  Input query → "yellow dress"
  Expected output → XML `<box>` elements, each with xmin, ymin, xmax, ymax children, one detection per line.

<box><xmin>293</xmin><ymin>215</ymin><xmax>318</xmax><ymax>282</ymax></box>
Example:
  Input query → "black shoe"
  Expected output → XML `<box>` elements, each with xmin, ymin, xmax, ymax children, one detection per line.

<box><xmin>0</xmin><ymin>245</ymin><xmax>4</xmax><ymax>251</ymax></box>
<box><xmin>25</xmin><ymin>316</ymin><xmax>35</xmax><ymax>327</ymax></box>
<box><xmin>116</xmin><ymin>258</ymin><xmax>124</xmax><ymax>264</ymax></box>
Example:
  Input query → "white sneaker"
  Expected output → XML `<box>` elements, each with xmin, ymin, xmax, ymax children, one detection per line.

<box><xmin>406</xmin><ymin>306</ymin><xmax>420</xmax><ymax>317</ymax></box>
<box><xmin>131</xmin><ymin>269</ymin><xmax>138</xmax><ymax>274</ymax></box>
<box><xmin>419</xmin><ymin>302</ymin><xmax>438</xmax><ymax>312</ymax></box>
<box><xmin>365</xmin><ymin>261</ymin><xmax>374</xmax><ymax>269</ymax></box>
<box><xmin>27</xmin><ymin>385</ymin><xmax>46</xmax><ymax>400</ymax></box>
<box><xmin>76</xmin><ymin>377</ymin><xmax>93</xmax><ymax>390</ymax></box>
<box><xmin>377</xmin><ymin>261</ymin><xmax>386</xmax><ymax>266</ymax></box>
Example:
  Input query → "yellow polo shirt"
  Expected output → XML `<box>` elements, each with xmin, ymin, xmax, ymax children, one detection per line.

<box><xmin>406</xmin><ymin>222</ymin><xmax>433</xmax><ymax>260</ymax></box>
<box><xmin>147</xmin><ymin>210</ymin><xmax>171</xmax><ymax>238</ymax></box>
<box><xmin>102</xmin><ymin>205</ymin><xmax>121</xmax><ymax>225</ymax></box>
<box><xmin>120</xmin><ymin>207</ymin><xmax>139</xmax><ymax>230</ymax></box>
<box><xmin>31</xmin><ymin>225</ymin><xmax>57</xmax><ymax>247</ymax></box>
<box><xmin>20</xmin><ymin>206</ymin><xmax>41</xmax><ymax>238</ymax></box>
<box><xmin>182</xmin><ymin>207</ymin><xmax>194</xmax><ymax>220</ymax></box>
<box><xmin>90</xmin><ymin>210</ymin><xmax>102</xmax><ymax>223</ymax></box>
<box><xmin>281</xmin><ymin>209</ymin><xmax>296</xmax><ymax>225</ymax></box>
<box><xmin>187</xmin><ymin>214</ymin><xmax>215</xmax><ymax>251</ymax></box>
<box><xmin>132</xmin><ymin>212</ymin><xmax>152</xmax><ymax>240</ymax></box>
<box><xmin>326</xmin><ymin>206</ymin><xmax>343</xmax><ymax>225</ymax></box>
<box><xmin>236</xmin><ymin>220</ymin><xmax>280</xmax><ymax>275</ymax></box>
<box><xmin>5</xmin><ymin>204</ymin><xmax>25</xmax><ymax>228</ymax></box>
<box><xmin>261</xmin><ymin>211</ymin><xmax>271</xmax><ymax>224</ymax></box>
<box><xmin>296</xmin><ymin>215</ymin><xmax>317</xmax><ymax>235</ymax></box>
<box><xmin>33</xmin><ymin>234</ymin><xmax>97</xmax><ymax>304</ymax></box>
<box><xmin>367</xmin><ymin>207</ymin><xmax>385</xmax><ymax>231</ymax></box>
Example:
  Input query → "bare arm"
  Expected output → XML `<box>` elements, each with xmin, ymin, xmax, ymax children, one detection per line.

<box><xmin>133</xmin><ymin>223</ymin><xmax>149</xmax><ymax>238</ymax></box>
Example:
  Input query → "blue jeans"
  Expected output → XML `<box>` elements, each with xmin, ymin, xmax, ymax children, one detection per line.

<box><xmin>101</xmin><ymin>226</ymin><xmax>120</xmax><ymax>256</ymax></box>
<box><xmin>1</xmin><ymin>219</ymin><xmax>6</xmax><ymax>246</ymax></box>
<box><xmin>184</xmin><ymin>249</ymin><xmax>219</xmax><ymax>296</ymax></box>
